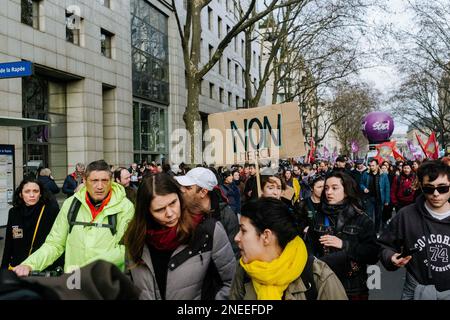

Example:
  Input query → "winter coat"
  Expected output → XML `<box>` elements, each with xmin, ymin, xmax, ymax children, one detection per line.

<box><xmin>350</xmin><ymin>168</ymin><xmax>367</xmax><ymax>188</ymax></box>
<box><xmin>62</xmin><ymin>173</ymin><xmax>80</xmax><ymax>198</ymax></box>
<box><xmin>21</xmin><ymin>182</ymin><xmax>135</xmax><ymax>272</ymax></box>
<box><xmin>210</xmin><ymin>187</ymin><xmax>240</xmax><ymax>258</ymax></box>
<box><xmin>1</xmin><ymin>200</ymin><xmax>61</xmax><ymax>269</ymax></box>
<box><xmin>360</xmin><ymin>171</ymin><xmax>391</xmax><ymax>205</ymax></box>
<box><xmin>378</xmin><ymin>195</ymin><xmax>450</xmax><ymax>292</ymax></box>
<box><xmin>306</xmin><ymin>202</ymin><xmax>380</xmax><ymax>296</ymax></box>
<box><xmin>244</xmin><ymin>175</ymin><xmax>258</xmax><ymax>202</ymax></box>
<box><xmin>219</xmin><ymin>183</ymin><xmax>241</xmax><ymax>214</ymax></box>
<box><xmin>37</xmin><ymin>176</ymin><xmax>60</xmax><ymax>195</ymax></box>
<box><xmin>129</xmin><ymin>221</ymin><xmax>236</xmax><ymax>300</ymax></box>
<box><xmin>390</xmin><ymin>174</ymin><xmax>415</xmax><ymax>207</ymax></box>
<box><xmin>229</xmin><ymin>257</ymin><xmax>348</xmax><ymax>300</ymax></box>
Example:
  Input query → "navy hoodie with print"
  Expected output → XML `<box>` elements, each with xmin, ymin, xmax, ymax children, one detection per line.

<box><xmin>378</xmin><ymin>194</ymin><xmax>450</xmax><ymax>292</ymax></box>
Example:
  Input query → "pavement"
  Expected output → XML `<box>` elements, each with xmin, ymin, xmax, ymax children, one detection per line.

<box><xmin>369</xmin><ymin>262</ymin><xmax>406</xmax><ymax>300</ymax></box>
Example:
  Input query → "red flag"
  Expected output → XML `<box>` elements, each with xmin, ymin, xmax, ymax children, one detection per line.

<box><xmin>308</xmin><ymin>138</ymin><xmax>316</xmax><ymax>163</ymax></box>
<box><xmin>375</xmin><ymin>141</ymin><xmax>396</xmax><ymax>162</ymax></box>
<box><xmin>392</xmin><ymin>148</ymin><xmax>405</xmax><ymax>161</ymax></box>
<box><xmin>416</xmin><ymin>133</ymin><xmax>427</xmax><ymax>157</ymax></box>
<box><xmin>424</xmin><ymin>132</ymin><xmax>439</xmax><ymax>159</ymax></box>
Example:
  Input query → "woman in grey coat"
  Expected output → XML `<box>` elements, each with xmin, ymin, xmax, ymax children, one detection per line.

<box><xmin>122</xmin><ymin>173</ymin><xmax>236</xmax><ymax>300</ymax></box>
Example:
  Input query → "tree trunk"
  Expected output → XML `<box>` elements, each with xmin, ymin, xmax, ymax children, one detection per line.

<box><xmin>183</xmin><ymin>3</ymin><xmax>202</xmax><ymax>165</ymax></box>
<box><xmin>184</xmin><ymin>78</ymin><xmax>201</xmax><ymax>165</ymax></box>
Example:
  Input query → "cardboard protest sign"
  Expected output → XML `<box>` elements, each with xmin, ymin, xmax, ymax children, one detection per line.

<box><xmin>207</xmin><ymin>102</ymin><xmax>306</xmax><ymax>165</ymax></box>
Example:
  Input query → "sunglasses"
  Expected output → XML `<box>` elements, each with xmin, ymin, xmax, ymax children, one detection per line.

<box><xmin>421</xmin><ymin>185</ymin><xmax>450</xmax><ymax>195</ymax></box>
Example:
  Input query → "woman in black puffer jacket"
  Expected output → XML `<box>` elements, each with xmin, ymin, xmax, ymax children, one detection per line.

<box><xmin>306</xmin><ymin>171</ymin><xmax>379</xmax><ymax>300</ymax></box>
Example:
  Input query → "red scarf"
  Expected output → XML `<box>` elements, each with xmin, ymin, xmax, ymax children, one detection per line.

<box><xmin>146</xmin><ymin>213</ymin><xmax>205</xmax><ymax>251</ymax></box>
<box><xmin>86</xmin><ymin>191</ymin><xmax>112</xmax><ymax>221</ymax></box>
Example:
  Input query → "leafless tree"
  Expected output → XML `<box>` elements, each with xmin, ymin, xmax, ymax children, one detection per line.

<box><xmin>241</xmin><ymin>0</ymin><xmax>379</xmax><ymax>145</ymax></box>
<box><xmin>387</xmin><ymin>0</ymin><xmax>450</xmax><ymax>147</ymax></box>
<box><xmin>171</xmin><ymin>0</ymin><xmax>305</xmax><ymax>163</ymax></box>
<box><xmin>331</xmin><ymin>82</ymin><xmax>379</xmax><ymax>154</ymax></box>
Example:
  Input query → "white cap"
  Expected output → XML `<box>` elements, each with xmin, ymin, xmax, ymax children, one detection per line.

<box><xmin>174</xmin><ymin>167</ymin><xmax>218</xmax><ymax>191</ymax></box>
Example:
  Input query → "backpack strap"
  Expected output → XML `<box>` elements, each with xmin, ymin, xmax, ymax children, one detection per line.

<box><xmin>67</xmin><ymin>197</ymin><xmax>117</xmax><ymax>236</ymax></box>
<box><xmin>67</xmin><ymin>198</ymin><xmax>82</xmax><ymax>234</ymax></box>
<box><xmin>300</xmin><ymin>255</ymin><xmax>318</xmax><ymax>300</ymax></box>
<box><xmin>108</xmin><ymin>214</ymin><xmax>117</xmax><ymax>236</ymax></box>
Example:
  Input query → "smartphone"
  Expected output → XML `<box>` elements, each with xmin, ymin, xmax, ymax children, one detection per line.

<box><xmin>397</xmin><ymin>246</ymin><xmax>420</xmax><ymax>259</ymax></box>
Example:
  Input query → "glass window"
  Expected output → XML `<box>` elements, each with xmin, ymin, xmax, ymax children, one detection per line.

<box><xmin>218</xmin><ymin>17</ymin><xmax>222</xmax><ymax>38</ymax></box>
<box><xmin>98</xmin><ymin>0</ymin><xmax>110</xmax><ymax>8</ymax></box>
<box><xmin>21</xmin><ymin>0</ymin><xmax>39</xmax><ymax>29</ymax></box>
<box><xmin>133</xmin><ymin>101</ymin><xmax>168</xmax><ymax>159</ymax></box>
<box><xmin>22</xmin><ymin>76</ymin><xmax>67</xmax><ymax>178</ymax></box>
<box><xmin>101</xmin><ymin>28</ymin><xmax>113</xmax><ymax>58</ymax></box>
<box><xmin>208</xmin><ymin>7</ymin><xmax>213</xmax><ymax>30</ymax></box>
<box><xmin>219</xmin><ymin>88</ymin><xmax>224</xmax><ymax>103</ymax></box>
<box><xmin>131</xmin><ymin>0</ymin><xmax>169</xmax><ymax>104</ymax></box>
<box><xmin>66</xmin><ymin>10</ymin><xmax>81</xmax><ymax>45</ymax></box>
<box><xmin>209</xmin><ymin>83</ymin><xmax>215</xmax><ymax>99</ymax></box>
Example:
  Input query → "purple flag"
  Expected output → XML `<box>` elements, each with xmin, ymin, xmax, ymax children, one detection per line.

<box><xmin>406</xmin><ymin>140</ymin><xmax>423</xmax><ymax>160</ymax></box>
<box><xmin>323</xmin><ymin>146</ymin><xmax>330</xmax><ymax>159</ymax></box>
<box><xmin>332</xmin><ymin>147</ymin><xmax>338</xmax><ymax>161</ymax></box>
<box><xmin>351</xmin><ymin>140</ymin><xmax>359</xmax><ymax>153</ymax></box>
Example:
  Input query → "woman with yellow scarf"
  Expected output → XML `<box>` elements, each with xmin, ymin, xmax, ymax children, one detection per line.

<box><xmin>229</xmin><ymin>197</ymin><xmax>347</xmax><ymax>300</ymax></box>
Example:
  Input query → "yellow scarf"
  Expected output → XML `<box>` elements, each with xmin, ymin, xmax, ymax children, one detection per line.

<box><xmin>240</xmin><ymin>236</ymin><xmax>308</xmax><ymax>300</ymax></box>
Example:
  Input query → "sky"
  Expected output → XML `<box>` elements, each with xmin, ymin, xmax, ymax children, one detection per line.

<box><xmin>358</xmin><ymin>0</ymin><xmax>416</xmax><ymax>135</ymax></box>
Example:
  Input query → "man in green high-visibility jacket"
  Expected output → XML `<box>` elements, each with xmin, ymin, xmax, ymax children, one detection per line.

<box><xmin>14</xmin><ymin>160</ymin><xmax>134</xmax><ymax>276</ymax></box>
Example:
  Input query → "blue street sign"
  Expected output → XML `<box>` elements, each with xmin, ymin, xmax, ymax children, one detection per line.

<box><xmin>0</xmin><ymin>61</ymin><xmax>33</xmax><ymax>79</ymax></box>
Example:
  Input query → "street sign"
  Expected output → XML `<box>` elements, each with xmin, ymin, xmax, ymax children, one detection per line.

<box><xmin>0</xmin><ymin>61</ymin><xmax>33</xmax><ymax>79</ymax></box>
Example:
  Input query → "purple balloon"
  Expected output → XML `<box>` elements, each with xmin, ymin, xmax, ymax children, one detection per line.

<box><xmin>361</xmin><ymin>112</ymin><xmax>394</xmax><ymax>143</ymax></box>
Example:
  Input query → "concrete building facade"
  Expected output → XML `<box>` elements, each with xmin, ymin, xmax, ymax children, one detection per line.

<box><xmin>1</xmin><ymin>0</ymin><xmax>133</xmax><ymax>183</ymax></box>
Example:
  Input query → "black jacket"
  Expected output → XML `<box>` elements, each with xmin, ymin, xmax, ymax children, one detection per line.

<box><xmin>306</xmin><ymin>202</ymin><xmax>379</xmax><ymax>296</ymax></box>
<box><xmin>243</xmin><ymin>175</ymin><xmax>258</xmax><ymax>202</ymax></box>
<box><xmin>378</xmin><ymin>195</ymin><xmax>450</xmax><ymax>292</ymax></box>
<box><xmin>210</xmin><ymin>188</ymin><xmax>240</xmax><ymax>258</ymax></box>
<box><xmin>1</xmin><ymin>200</ymin><xmax>63</xmax><ymax>270</ymax></box>
<box><xmin>38</xmin><ymin>176</ymin><xmax>60</xmax><ymax>194</ymax></box>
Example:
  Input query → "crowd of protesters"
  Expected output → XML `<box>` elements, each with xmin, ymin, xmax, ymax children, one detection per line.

<box><xmin>1</xmin><ymin>154</ymin><xmax>450</xmax><ymax>300</ymax></box>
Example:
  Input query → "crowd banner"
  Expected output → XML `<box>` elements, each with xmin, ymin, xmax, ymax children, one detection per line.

<box><xmin>207</xmin><ymin>102</ymin><xmax>306</xmax><ymax>165</ymax></box>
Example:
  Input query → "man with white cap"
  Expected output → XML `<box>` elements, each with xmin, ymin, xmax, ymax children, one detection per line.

<box><xmin>175</xmin><ymin>167</ymin><xmax>240</xmax><ymax>257</ymax></box>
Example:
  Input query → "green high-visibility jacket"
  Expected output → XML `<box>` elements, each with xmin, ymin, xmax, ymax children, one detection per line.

<box><xmin>21</xmin><ymin>182</ymin><xmax>134</xmax><ymax>272</ymax></box>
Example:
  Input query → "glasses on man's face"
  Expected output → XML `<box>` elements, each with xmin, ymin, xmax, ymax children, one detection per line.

<box><xmin>422</xmin><ymin>185</ymin><xmax>450</xmax><ymax>195</ymax></box>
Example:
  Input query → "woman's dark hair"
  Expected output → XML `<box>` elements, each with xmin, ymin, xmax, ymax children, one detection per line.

<box><xmin>417</xmin><ymin>160</ymin><xmax>450</xmax><ymax>184</ymax></box>
<box><xmin>122</xmin><ymin>173</ymin><xmax>194</xmax><ymax>263</ymax></box>
<box><xmin>13</xmin><ymin>178</ymin><xmax>52</xmax><ymax>207</ymax></box>
<box><xmin>221</xmin><ymin>170</ymin><xmax>232</xmax><ymax>182</ymax></box>
<box><xmin>241</xmin><ymin>198</ymin><xmax>299</xmax><ymax>249</ymax></box>
<box><xmin>322</xmin><ymin>171</ymin><xmax>364</xmax><ymax>210</ymax></box>
<box><xmin>162</xmin><ymin>163</ymin><xmax>171</xmax><ymax>173</ymax></box>
<box><xmin>308</xmin><ymin>174</ymin><xmax>325</xmax><ymax>188</ymax></box>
